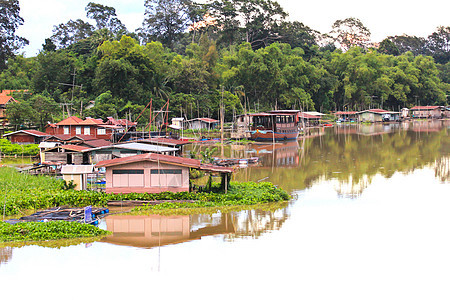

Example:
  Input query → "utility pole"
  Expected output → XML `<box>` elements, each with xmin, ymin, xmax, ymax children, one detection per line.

<box><xmin>59</xmin><ymin>69</ymin><xmax>83</xmax><ymax>116</ymax></box>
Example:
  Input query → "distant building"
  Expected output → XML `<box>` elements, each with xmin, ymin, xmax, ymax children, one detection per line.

<box><xmin>3</xmin><ymin>130</ymin><xmax>49</xmax><ymax>144</ymax></box>
<box><xmin>409</xmin><ymin>106</ymin><xmax>442</xmax><ymax>118</ymax></box>
<box><xmin>334</xmin><ymin>111</ymin><xmax>358</xmax><ymax>121</ymax></box>
<box><xmin>46</xmin><ymin>116</ymin><xmax>121</xmax><ymax>140</ymax></box>
<box><xmin>183</xmin><ymin>118</ymin><xmax>219</xmax><ymax>130</ymax></box>
<box><xmin>0</xmin><ymin>92</ymin><xmax>18</xmax><ymax>123</ymax></box>
<box><xmin>356</xmin><ymin>109</ymin><xmax>400</xmax><ymax>122</ymax></box>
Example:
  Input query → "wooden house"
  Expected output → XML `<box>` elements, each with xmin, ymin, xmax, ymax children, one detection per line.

<box><xmin>45</xmin><ymin>117</ymin><xmax>118</xmax><ymax>140</ymax></box>
<box><xmin>183</xmin><ymin>118</ymin><xmax>219</xmax><ymax>130</ymax></box>
<box><xmin>42</xmin><ymin>144</ymin><xmax>91</xmax><ymax>165</ymax></box>
<box><xmin>3</xmin><ymin>130</ymin><xmax>49</xmax><ymax>144</ymax></box>
<box><xmin>0</xmin><ymin>94</ymin><xmax>18</xmax><ymax>122</ymax></box>
<box><xmin>96</xmin><ymin>153</ymin><xmax>233</xmax><ymax>194</ymax></box>
<box><xmin>409</xmin><ymin>106</ymin><xmax>442</xmax><ymax>118</ymax></box>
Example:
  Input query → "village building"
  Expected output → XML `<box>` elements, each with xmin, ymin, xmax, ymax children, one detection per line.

<box><xmin>334</xmin><ymin>111</ymin><xmax>358</xmax><ymax>122</ymax></box>
<box><xmin>137</xmin><ymin>137</ymin><xmax>191</xmax><ymax>152</ymax></box>
<box><xmin>356</xmin><ymin>109</ymin><xmax>400</xmax><ymax>122</ymax></box>
<box><xmin>41</xmin><ymin>144</ymin><xmax>91</xmax><ymax>165</ymax></box>
<box><xmin>0</xmin><ymin>93</ymin><xmax>18</xmax><ymax>123</ymax></box>
<box><xmin>96</xmin><ymin>153</ymin><xmax>233</xmax><ymax>194</ymax></box>
<box><xmin>409</xmin><ymin>106</ymin><xmax>442</xmax><ymax>118</ymax></box>
<box><xmin>3</xmin><ymin>129</ymin><xmax>49</xmax><ymax>144</ymax></box>
<box><xmin>60</xmin><ymin>165</ymin><xmax>95</xmax><ymax>191</ymax></box>
<box><xmin>45</xmin><ymin>116</ymin><xmax>125</xmax><ymax>141</ymax></box>
<box><xmin>183</xmin><ymin>118</ymin><xmax>219</xmax><ymax>130</ymax></box>
<box><xmin>297</xmin><ymin>112</ymin><xmax>321</xmax><ymax>127</ymax></box>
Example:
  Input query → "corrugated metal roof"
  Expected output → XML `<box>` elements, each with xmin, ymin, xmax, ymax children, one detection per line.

<box><xmin>85</xmin><ymin>142</ymin><xmax>178</xmax><ymax>153</ymax></box>
<box><xmin>61</xmin><ymin>144</ymin><xmax>91</xmax><ymax>152</ymax></box>
<box><xmin>55</xmin><ymin>116</ymin><xmax>83</xmax><ymax>126</ymax></box>
<box><xmin>61</xmin><ymin>164</ymin><xmax>95</xmax><ymax>174</ymax></box>
<box><xmin>410</xmin><ymin>106</ymin><xmax>441</xmax><ymax>110</ymax></box>
<box><xmin>3</xmin><ymin>130</ymin><xmax>48</xmax><ymax>137</ymax></box>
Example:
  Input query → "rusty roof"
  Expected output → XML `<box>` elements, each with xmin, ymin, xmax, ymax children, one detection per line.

<box><xmin>96</xmin><ymin>153</ymin><xmax>233</xmax><ymax>173</ymax></box>
<box><xmin>60</xmin><ymin>144</ymin><xmax>91</xmax><ymax>152</ymax></box>
<box><xmin>139</xmin><ymin>138</ymin><xmax>192</xmax><ymax>146</ymax></box>
<box><xmin>79</xmin><ymin>117</ymin><xmax>105</xmax><ymax>125</ymax></box>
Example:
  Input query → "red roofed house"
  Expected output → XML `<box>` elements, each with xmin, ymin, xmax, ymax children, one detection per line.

<box><xmin>3</xmin><ymin>129</ymin><xmax>49</xmax><ymax>144</ymax></box>
<box><xmin>96</xmin><ymin>153</ymin><xmax>233</xmax><ymax>194</ymax></box>
<box><xmin>409</xmin><ymin>106</ymin><xmax>442</xmax><ymax>118</ymax></box>
<box><xmin>0</xmin><ymin>93</ymin><xmax>18</xmax><ymax>122</ymax></box>
<box><xmin>45</xmin><ymin>116</ymin><xmax>116</xmax><ymax>140</ymax></box>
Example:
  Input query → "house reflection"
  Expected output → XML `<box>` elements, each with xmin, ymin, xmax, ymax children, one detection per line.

<box><xmin>0</xmin><ymin>247</ymin><xmax>13</xmax><ymax>267</ymax></box>
<box><xmin>101</xmin><ymin>205</ymin><xmax>290</xmax><ymax>249</ymax></box>
<box><xmin>248</xmin><ymin>141</ymin><xmax>300</xmax><ymax>167</ymax></box>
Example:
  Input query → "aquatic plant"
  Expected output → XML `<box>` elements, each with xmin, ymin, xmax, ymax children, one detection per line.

<box><xmin>0</xmin><ymin>221</ymin><xmax>110</xmax><ymax>243</ymax></box>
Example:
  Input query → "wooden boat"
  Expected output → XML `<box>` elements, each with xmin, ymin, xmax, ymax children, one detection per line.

<box><xmin>249</xmin><ymin>112</ymin><xmax>299</xmax><ymax>141</ymax></box>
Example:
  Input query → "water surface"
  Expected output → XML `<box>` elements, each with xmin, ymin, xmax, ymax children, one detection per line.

<box><xmin>1</xmin><ymin>120</ymin><xmax>449</xmax><ymax>300</ymax></box>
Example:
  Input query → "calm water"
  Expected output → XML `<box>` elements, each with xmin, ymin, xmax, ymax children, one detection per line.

<box><xmin>1</xmin><ymin>120</ymin><xmax>449</xmax><ymax>300</ymax></box>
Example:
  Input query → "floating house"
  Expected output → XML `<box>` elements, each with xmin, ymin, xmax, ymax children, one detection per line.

<box><xmin>250</xmin><ymin>111</ymin><xmax>299</xmax><ymax>141</ymax></box>
<box><xmin>183</xmin><ymin>118</ymin><xmax>219</xmax><ymax>130</ymax></box>
<box><xmin>96</xmin><ymin>153</ymin><xmax>233</xmax><ymax>194</ymax></box>
<box><xmin>3</xmin><ymin>130</ymin><xmax>49</xmax><ymax>144</ymax></box>
<box><xmin>334</xmin><ymin>111</ymin><xmax>358</xmax><ymax>122</ymax></box>
<box><xmin>356</xmin><ymin>109</ymin><xmax>400</xmax><ymax>122</ymax></box>
<box><xmin>409</xmin><ymin>106</ymin><xmax>442</xmax><ymax>118</ymax></box>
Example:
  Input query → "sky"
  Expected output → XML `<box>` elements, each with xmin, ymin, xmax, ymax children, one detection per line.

<box><xmin>15</xmin><ymin>0</ymin><xmax>449</xmax><ymax>57</ymax></box>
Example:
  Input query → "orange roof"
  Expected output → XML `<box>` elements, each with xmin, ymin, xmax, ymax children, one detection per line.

<box><xmin>0</xmin><ymin>95</ymin><xmax>18</xmax><ymax>105</ymax></box>
<box><xmin>0</xmin><ymin>90</ymin><xmax>29</xmax><ymax>96</ymax></box>
<box><xmin>410</xmin><ymin>106</ymin><xmax>441</xmax><ymax>110</ymax></box>
<box><xmin>79</xmin><ymin>117</ymin><xmax>104</xmax><ymax>125</ymax></box>
<box><xmin>55</xmin><ymin>116</ymin><xmax>83</xmax><ymax>126</ymax></box>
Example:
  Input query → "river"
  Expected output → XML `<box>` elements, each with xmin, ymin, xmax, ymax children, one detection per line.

<box><xmin>1</xmin><ymin>120</ymin><xmax>449</xmax><ymax>300</ymax></box>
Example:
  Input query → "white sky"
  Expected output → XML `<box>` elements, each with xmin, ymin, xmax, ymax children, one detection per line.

<box><xmin>15</xmin><ymin>0</ymin><xmax>449</xmax><ymax>57</ymax></box>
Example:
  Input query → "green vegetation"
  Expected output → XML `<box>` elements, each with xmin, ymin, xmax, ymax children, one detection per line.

<box><xmin>0</xmin><ymin>139</ymin><xmax>39</xmax><ymax>156</ymax></box>
<box><xmin>1</xmin><ymin>1</ymin><xmax>448</xmax><ymax>131</ymax></box>
<box><xmin>0</xmin><ymin>221</ymin><xmax>109</xmax><ymax>243</ymax></box>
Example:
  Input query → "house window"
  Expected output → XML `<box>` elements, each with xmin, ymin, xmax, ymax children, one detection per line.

<box><xmin>97</xmin><ymin>128</ymin><xmax>106</xmax><ymax>135</ymax></box>
<box><xmin>84</xmin><ymin>126</ymin><xmax>90</xmax><ymax>135</ymax></box>
<box><xmin>112</xmin><ymin>169</ymin><xmax>144</xmax><ymax>187</ymax></box>
<box><xmin>63</xmin><ymin>126</ymin><xmax>69</xmax><ymax>135</ymax></box>
<box><xmin>75</xmin><ymin>126</ymin><xmax>81</xmax><ymax>135</ymax></box>
<box><xmin>150</xmin><ymin>169</ymin><xmax>183</xmax><ymax>187</ymax></box>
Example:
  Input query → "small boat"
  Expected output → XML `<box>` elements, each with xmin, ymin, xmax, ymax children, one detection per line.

<box><xmin>249</xmin><ymin>112</ymin><xmax>299</xmax><ymax>141</ymax></box>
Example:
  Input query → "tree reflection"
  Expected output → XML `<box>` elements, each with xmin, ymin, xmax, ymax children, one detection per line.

<box><xmin>0</xmin><ymin>247</ymin><xmax>13</xmax><ymax>266</ymax></box>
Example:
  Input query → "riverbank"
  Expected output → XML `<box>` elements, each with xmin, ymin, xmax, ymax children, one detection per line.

<box><xmin>0</xmin><ymin>167</ymin><xmax>290</xmax><ymax>217</ymax></box>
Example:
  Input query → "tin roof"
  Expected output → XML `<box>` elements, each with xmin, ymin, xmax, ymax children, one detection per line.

<box><xmin>3</xmin><ymin>129</ymin><xmax>49</xmax><ymax>137</ymax></box>
<box><xmin>61</xmin><ymin>144</ymin><xmax>91</xmax><ymax>152</ymax></box>
<box><xmin>79</xmin><ymin>117</ymin><xmax>104</xmax><ymax>125</ymax></box>
<box><xmin>96</xmin><ymin>153</ymin><xmax>233</xmax><ymax>173</ymax></box>
<box><xmin>334</xmin><ymin>111</ymin><xmax>358</xmax><ymax>115</ymax></box>
<box><xmin>139</xmin><ymin>138</ymin><xmax>192</xmax><ymax>146</ymax></box>
<box><xmin>185</xmin><ymin>118</ymin><xmax>219</xmax><ymax>123</ymax></box>
<box><xmin>61</xmin><ymin>164</ymin><xmax>95</xmax><ymax>174</ymax></box>
<box><xmin>85</xmin><ymin>142</ymin><xmax>178</xmax><ymax>153</ymax></box>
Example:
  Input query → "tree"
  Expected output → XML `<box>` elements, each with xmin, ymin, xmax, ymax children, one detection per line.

<box><xmin>139</xmin><ymin>0</ymin><xmax>200</xmax><ymax>49</ymax></box>
<box><xmin>209</xmin><ymin>0</ymin><xmax>288</xmax><ymax>49</ymax></box>
<box><xmin>6</xmin><ymin>101</ymin><xmax>34</xmax><ymax>130</ymax></box>
<box><xmin>330</xmin><ymin>17</ymin><xmax>371</xmax><ymax>51</ymax></box>
<box><xmin>85</xmin><ymin>2</ymin><xmax>127</xmax><ymax>34</ymax></box>
<box><xmin>383</xmin><ymin>34</ymin><xmax>426</xmax><ymax>56</ymax></box>
<box><xmin>29</xmin><ymin>94</ymin><xmax>59</xmax><ymax>131</ymax></box>
<box><xmin>51</xmin><ymin>19</ymin><xmax>94</xmax><ymax>49</ymax></box>
<box><xmin>0</xmin><ymin>0</ymin><xmax>29</xmax><ymax>71</ymax></box>
<box><xmin>425</xmin><ymin>26</ymin><xmax>450</xmax><ymax>64</ymax></box>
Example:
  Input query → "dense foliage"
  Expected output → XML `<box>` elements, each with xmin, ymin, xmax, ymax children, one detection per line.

<box><xmin>0</xmin><ymin>138</ymin><xmax>39</xmax><ymax>156</ymax></box>
<box><xmin>0</xmin><ymin>221</ymin><xmax>109</xmax><ymax>242</ymax></box>
<box><xmin>0</xmin><ymin>1</ymin><xmax>448</xmax><ymax>129</ymax></box>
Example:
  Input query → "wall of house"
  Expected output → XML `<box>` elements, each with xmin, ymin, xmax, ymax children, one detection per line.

<box><xmin>45</xmin><ymin>125</ymin><xmax>113</xmax><ymax>139</ymax></box>
<box><xmin>104</xmin><ymin>161</ymin><xmax>190</xmax><ymax>194</ymax></box>
<box><xmin>359</xmin><ymin>112</ymin><xmax>382</xmax><ymax>122</ymax></box>
<box><xmin>9</xmin><ymin>134</ymin><xmax>36</xmax><ymax>144</ymax></box>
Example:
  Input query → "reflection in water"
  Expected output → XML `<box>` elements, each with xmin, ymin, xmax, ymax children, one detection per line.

<box><xmin>234</xmin><ymin>120</ymin><xmax>449</xmax><ymax>196</ymax></box>
<box><xmin>102</xmin><ymin>205</ymin><xmax>290</xmax><ymax>248</ymax></box>
<box><xmin>0</xmin><ymin>247</ymin><xmax>13</xmax><ymax>266</ymax></box>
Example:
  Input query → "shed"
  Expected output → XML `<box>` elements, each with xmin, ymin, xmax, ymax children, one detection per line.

<box><xmin>42</xmin><ymin>144</ymin><xmax>91</xmax><ymax>165</ymax></box>
<box><xmin>3</xmin><ymin>130</ymin><xmax>49</xmax><ymax>144</ymax></box>
<box><xmin>61</xmin><ymin>164</ymin><xmax>95</xmax><ymax>191</ymax></box>
<box><xmin>96</xmin><ymin>153</ymin><xmax>233</xmax><ymax>194</ymax></box>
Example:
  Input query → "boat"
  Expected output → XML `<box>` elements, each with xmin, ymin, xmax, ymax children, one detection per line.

<box><xmin>249</xmin><ymin>112</ymin><xmax>299</xmax><ymax>141</ymax></box>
